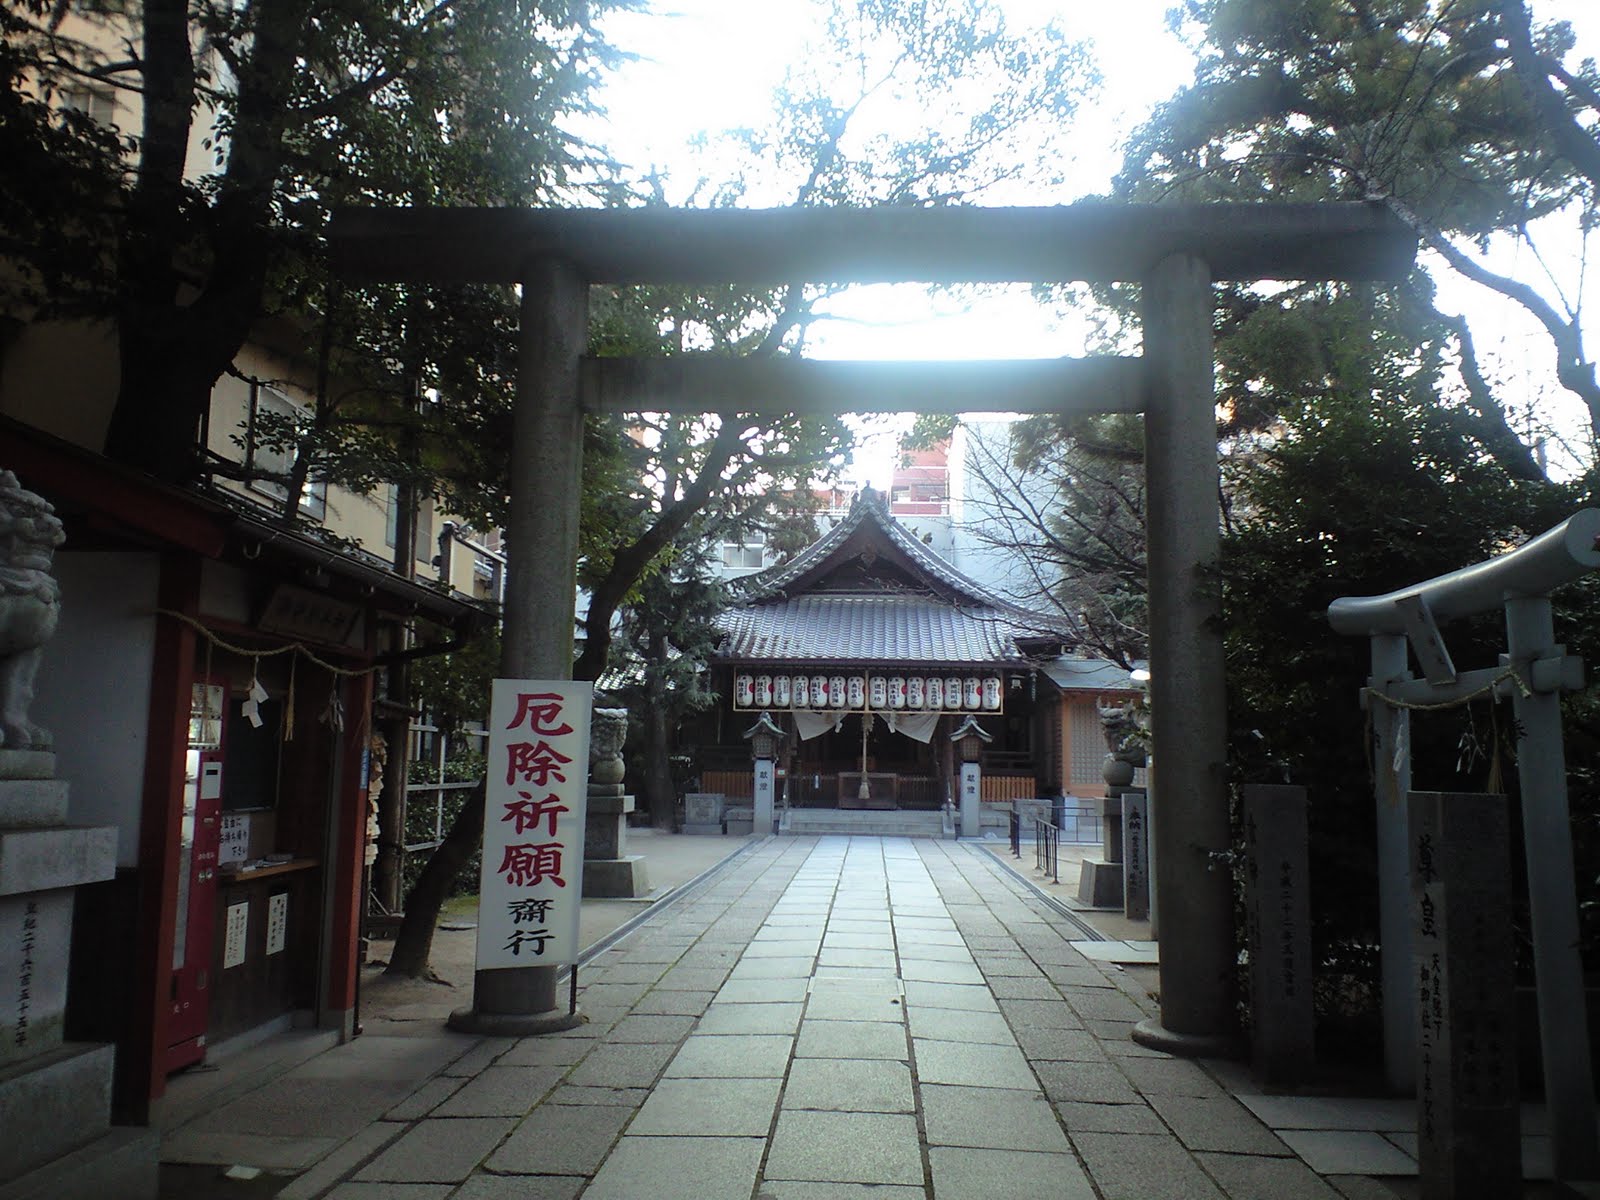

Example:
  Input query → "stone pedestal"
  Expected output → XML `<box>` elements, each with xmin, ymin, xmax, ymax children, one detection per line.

<box><xmin>582</xmin><ymin>784</ymin><xmax>648</xmax><ymax>898</ymax></box>
<box><xmin>1077</xmin><ymin>791</ymin><xmax>1125</xmax><ymax>908</ymax></box>
<box><xmin>0</xmin><ymin>753</ymin><xmax>153</xmax><ymax>1198</ymax></box>
<box><xmin>724</xmin><ymin>805</ymin><xmax>754</xmax><ymax>836</ymax></box>
<box><xmin>682</xmin><ymin>793</ymin><xmax>724</xmax><ymax>836</ymax></box>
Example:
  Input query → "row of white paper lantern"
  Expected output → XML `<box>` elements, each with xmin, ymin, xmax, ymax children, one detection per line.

<box><xmin>734</xmin><ymin>673</ymin><xmax>1002</xmax><ymax>711</ymax></box>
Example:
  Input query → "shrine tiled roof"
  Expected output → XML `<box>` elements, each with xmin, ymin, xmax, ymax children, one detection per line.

<box><xmin>732</xmin><ymin>487</ymin><xmax>1002</xmax><ymax>606</ymax></box>
<box><xmin>717</xmin><ymin>593</ymin><xmax>1040</xmax><ymax>666</ymax></box>
<box><xmin>716</xmin><ymin>488</ymin><xmax>1078</xmax><ymax>666</ymax></box>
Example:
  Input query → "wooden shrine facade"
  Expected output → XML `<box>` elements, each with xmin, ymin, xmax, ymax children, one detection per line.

<box><xmin>697</xmin><ymin>489</ymin><xmax>1131</xmax><ymax>811</ymax></box>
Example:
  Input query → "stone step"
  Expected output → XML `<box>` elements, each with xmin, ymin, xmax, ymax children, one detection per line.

<box><xmin>0</xmin><ymin>1042</ymin><xmax>114</xmax><ymax>1183</ymax></box>
<box><xmin>782</xmin><ymin>810</ymin><xmax>948</xmax><ymax>838</ymax></box>
<box><xmin>0</xmin><ymin>1126</ymin><xmax>158</xmax><ymax>1200</ymax></box>
<box><xmin>0</xmin><ymin>778</ymin><xmax>70</xmax><ymax>828</ymax></box>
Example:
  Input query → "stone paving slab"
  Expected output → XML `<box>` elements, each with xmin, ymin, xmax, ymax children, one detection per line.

<box><xmin>435</xmin><ymin>1063</ymin><xmax>568</xmax><ymax>1117</ymax></box>
<box><xmin>564</xmin><ymin>1040</ymin><xmax>676</xmax><ymax>1088</ymax></box>
<box><xmin>715</xmin><ymin>976</ymin><xmax>810</xmax><ymax>1004</ymax></box>
<box><xmin>794</xmin><ymin>1018</ymin><xmax>907</xmax><ymax>1059</ymax></box>
<box><xmin>756</xmin><ymin>1183</ymin><xmax>926</xmax><ymax>1199</ymax></box>
<box><xmin>1149</xmin><ymin>1093</ymin><xmax>1296</xmax><ymax>1156</ymax></box>
<box><xmin>922</xmin><ymin>1083</ymin><xmax>1071</xmax><ymax>1152</ymax></box>
<box><xmin>353</xmin><ymin>1117</ymin><xmax>515</xmax><ymax>1183</ymax></box>
<box><xmin>784</xmin><ymin>1057</ymin><xmax>915</xmax><ymax>1112</ymax></box>
<box><xmin>902</xmin><ymin>979</ymin><xmax>1000</xmax><ymax>1012</ymax></box>
<box><xmin>913</xmin><ymin>1038</ymin><xmax>1037</xmax><ymax>1089</ymax></box>
<box><xmin>1237</xmin><ymin>1093</ymin><xmax>1416</xmax><ymax>1132</ymax></box>
<box><xmin>928</xmin><ymin>1144</ymin><xmax>1096</xmax><ymax>1199</ymax></box>
<box><xmin>630</xmin><ymin>988</ymin><xmax>716</xmax><ymax>1015</ymax></box>
<box><xmin>480</xmin><ymin>1107</ymin><xmax>630</xmax><ymax>1177</ymax></box>
<box><xmin>727</xmin><ymin>956</ymin><xmax>816</xmax><ymax>979</ymax></box>
<box><xmin>1070</xmin><ymin>1130</ymin><xmax>1227</xmax><ymax>1199</ymax></box>
<box><xmin>765</xmin><ymin>1109</ymin><xmax>924</xmax><ymax>1185</ymax></box>
<box><xmin>899</xmin><ymin>958</ymin><xmax>985</xmax><ymax>985</ymax></box>
<box><xmin>1276</xmin><ymin>1129</ymin><xmax>1418</xmax><ymax>1175</ymax></box>
<box><xmin>629</xmin><ymin>1076</ymin><xmax>782</xmax><ymax>1136</ymax></box>
<box><xmin>582</xmin><ymin>1135</ymin><xmax>767</xmax><ymax>1200</ymax></box>
<box><xmin>664</xmin><ymin>1032</ymin><xmax>795</xmax><ymax>1078</ymax></box>
<box><xmin>1196</xmin><ymin>1151</ymin><xmax>1347</xmax><ymax>1200</ymax></box>
<box><xmin>696</xmin><ymin>1000</ymin><xmax>805</xmax><ymax>1035</ymax></box>
<box><xmin>1053</xmin><ymin>1098</ymin><xmax>1168</xmax><ymax>1134</ymax></box>
<box><xmin>451</xmin><ymin>1176</ymin><xmax>585</xmax><ymax>1200</ymax></box>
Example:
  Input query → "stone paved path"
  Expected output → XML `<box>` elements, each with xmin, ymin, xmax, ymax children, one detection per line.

<box><xmin>290</xmin><ymin>837</ymin><xmax>1403</xmax><ymax>1199</ymax></box>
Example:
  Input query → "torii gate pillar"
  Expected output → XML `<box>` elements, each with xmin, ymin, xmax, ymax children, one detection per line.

<box><xmin>450</xmin><ymin>257</ymin><xmax>588</xmax><ymax>1035</ymax></box>
<box><xmin>1134</xmin><ymin>254</ymin><xmax>1238</xmax><ymax>1054</ymax></box>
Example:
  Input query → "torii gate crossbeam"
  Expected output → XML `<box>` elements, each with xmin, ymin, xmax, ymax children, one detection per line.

<box><xmin>328</xmin><ymin>201</ymin><xmax>1416</xmax><ymax>1055</ymax></box>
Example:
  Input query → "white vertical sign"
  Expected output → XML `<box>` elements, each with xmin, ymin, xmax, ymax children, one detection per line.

<box><xmin>223</xmin><ymin>901</ymin><xmax>249</xmax><ymax>968</ymax></box>
<box><xmin>265</xmin><ymin>892</ymin><xmax>288</xmax><ymax>955</ymax></box>
<box><xmin>478</xmin><ymin>680</ymin><xmax>592</xmax><ymax>970</ymax></box>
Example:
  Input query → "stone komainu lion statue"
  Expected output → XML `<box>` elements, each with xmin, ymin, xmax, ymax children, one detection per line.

<box><xmin>0</xmin><ymin>471</ymin><xmax>65</xmax><ymax>750</ymax></box>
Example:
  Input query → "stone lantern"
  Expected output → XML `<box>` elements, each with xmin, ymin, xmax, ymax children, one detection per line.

<box><xmin>948</xmin><ymin>715</ymin><xmax>991</xmax><ymax>838</ymax></box>
<box><xmin>743</xmin><ymin>711</ymin><xmax>784</xmax><ymax>835</ymax></box>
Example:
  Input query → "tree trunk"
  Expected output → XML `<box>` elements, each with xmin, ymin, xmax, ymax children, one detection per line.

<box><xmin>642</xmin><ymin>676</ymin><xmax>675</xmax><ymax>830</ymax></box>
<box><xmin>384</xmin><ymin>783</ymin><xmax>484</xmax><ymax>979</ymax></box>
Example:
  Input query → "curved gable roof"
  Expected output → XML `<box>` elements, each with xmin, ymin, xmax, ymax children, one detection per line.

<box><xmin>717</xmin><ymin>488</ymin><xmax>1079</xmax><ymax>667</ymax></box>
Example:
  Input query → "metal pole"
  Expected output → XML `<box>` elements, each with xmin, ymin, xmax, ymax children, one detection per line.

<box><xmin>1504</xmin><ymin>595</ymin><xmax>1599</xmax><ymax>1179</ymax></box>
<box><xmin>451</xmin><ymin>256</ymin><xmax>587</xmax><ymax>1036</ymax></box>
<box><xmin>1132</xmin><ymin>254</ymin><xmax>1235</xmax><ymax>1055</ymax></box>
<box><xmin>1370</xmin><ymin>633</ymin><xmax>1416</xmax><ymax>1091</ymax></box>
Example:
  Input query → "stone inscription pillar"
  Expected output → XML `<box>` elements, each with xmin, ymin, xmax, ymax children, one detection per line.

<box><xmin>1133</xmin><ymin>253</ymin><xmax>1234</xmax><ymax>1055</ymax></box>
<box><xmin>958</xmin><ymin>762</ymin><xmax>980</xmax><ymax>839</ymax></box>
<box><xmin>1122</xmin><ymin>789</ymin><xmax>1150</xmax><ymax>922</ymax></box>
<box><xmin>1409</xmin><ymin>791</ymin><xmax>1519</xmax><ymax>1200</ymax></box>
<box><xmin>1243</xmin><ymin>784</ymin><xmax>1313</xmax><ymax>1085</ymax></box>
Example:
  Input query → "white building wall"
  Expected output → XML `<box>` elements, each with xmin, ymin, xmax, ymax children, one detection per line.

<box><xmin>948</xmin><ymin>420</ymin><xmax>1065</xmax><ymax>610</ymax></box>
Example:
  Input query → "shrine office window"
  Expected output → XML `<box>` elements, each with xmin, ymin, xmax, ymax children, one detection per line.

<box><xmin>245</xmin><ymin>383</ymin><xmax>328</xmax><ymax>520</ymax></box>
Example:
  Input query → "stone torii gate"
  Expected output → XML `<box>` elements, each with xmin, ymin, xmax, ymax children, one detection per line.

<box><xmin>329</xmin><ymin>202</ymin><xmax>1415</xmax><ymax>1051</ymax></box>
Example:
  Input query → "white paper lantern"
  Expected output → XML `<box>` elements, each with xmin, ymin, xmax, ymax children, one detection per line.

<box><xmin>793</xmin><ymin>676</ymin><xmax>809</xmax><ymax>707</ymax></box>
<box><xmin>774</xmin><ymin>675</ymin><xmax>791</xmax><ymax>707</ymax></box>
<box><xmin>869</xmin><ymin>676</ymin><xmax>887</xmax><ymax>709</ymax></box>
<box><xmin>925</xmin><ymin>677</ymin><xmax>943</xmax><ymax>710</ymax></box>
<box><xmin>755</xmin><ymin>675</ymin><xmax>772</xmax><ymax>707</ymax></box>
<box><xmin>888</xmin><ymin>676</ymin><xmax>906</xmax><ymax>709</ymax></box>
<box><xmin>847</xmin><ymin>676</ymin><xmax>865</xmax><ymax>708</ymax></box>
<box><xmin>828</xmin><ymin>676</ymin><xmax>847</xmax><ymax>708</ymax></box>
<box><xmin>906</xmin><ymin>676</ymin><xmax>925</xmax><ymax>709</ymax></box>
<box><xmin>810</xmin><ymin>676</ymin><xmax>829</xmax><ymax>708</ymax></box>
<box><xmin>963</xmin><ymin>677</ymin><xmax>982</xmax><ymax>709</ymax></box>
<box><xmin>982</xmin><ymin>676</ymin><xmax>1001</xmax><ymax>710</ymax></box>
<box><xmin>946</xmin><ymin>677</ymin><xmax>963</xmax><ymax>710</ymax></box>
<box><xmin>736</xmin><ymin>675</ymin><xmax>754</xmax><ymax>707</ymax></box>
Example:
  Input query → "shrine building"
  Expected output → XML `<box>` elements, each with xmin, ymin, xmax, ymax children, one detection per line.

<box><xmin>695</xmin><ymin>488</ymin><xmax>1140</xmax><ymax>823</ymax></box>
